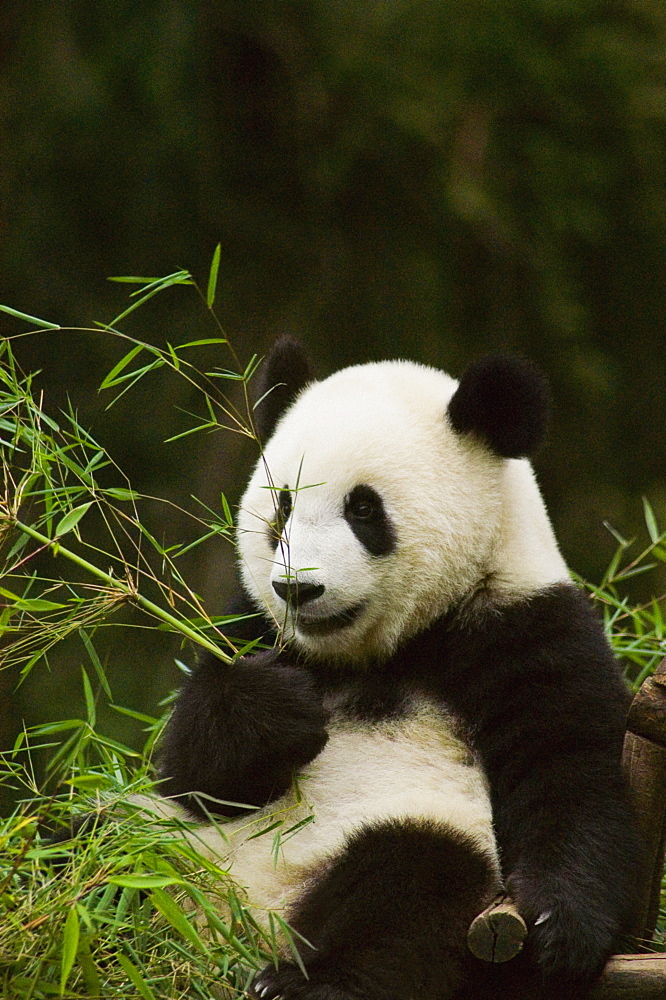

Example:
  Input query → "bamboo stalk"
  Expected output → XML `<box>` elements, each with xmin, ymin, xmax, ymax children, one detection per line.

<box><xmin>467</xmin><ymin>893</ymin><xmax>527</xmax><ymax>962</ymax></box>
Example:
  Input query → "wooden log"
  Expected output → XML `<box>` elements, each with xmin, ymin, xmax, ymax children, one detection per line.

<box><xmin>622</xmin><ymin>732</ymin><xmax>666</xmax><ymax>941</ymax></box>
<box><xmin>622</xmin><ymin>657</ymin><xmax>666</xmax><ymax>943</ymax></box>
<box><xmin>467</xmin><ymin>893</ymin><xmax>527</xmax><ymax>962</ymax></box>
<box><xmin>627</xmin><ymin>658</ymin><xmax>666</xmax><ymax>748</ymax></box>
<box><xmin>590</xmin><ymin>954</ymin><xmax>666</xmax><ymax>999</ymax></box>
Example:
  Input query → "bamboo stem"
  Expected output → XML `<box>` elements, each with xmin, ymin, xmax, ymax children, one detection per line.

<box><xmin>467</xmin><ymin>893</ymin><xmax>527</xmax><ymax>962</ymax></box>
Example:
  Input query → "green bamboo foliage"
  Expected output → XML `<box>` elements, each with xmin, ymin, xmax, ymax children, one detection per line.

<box><xmin>1</xmin><ymin>260</ymin><xmax>665</xmax><ymax>995</ymax></box>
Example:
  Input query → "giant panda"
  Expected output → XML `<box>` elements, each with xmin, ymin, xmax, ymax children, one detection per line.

<box><xmin>156</xmin><ymin>338</ymin><xmax>639</xmax><ymax>1000</ymax></box>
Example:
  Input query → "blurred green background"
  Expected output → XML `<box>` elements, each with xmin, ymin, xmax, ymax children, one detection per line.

<box><xmin>1</xmin><ymin>1</ymin><xmax>665</xmax><ymax>772</ymax></box>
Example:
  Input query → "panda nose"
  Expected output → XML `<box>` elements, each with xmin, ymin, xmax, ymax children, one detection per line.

<box><xmin>272</xmin><ymin>581</ymin><xmax>325</xmax><ymax>607</ymax></box>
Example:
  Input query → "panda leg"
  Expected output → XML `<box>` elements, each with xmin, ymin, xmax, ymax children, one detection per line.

<box><xmin>250</xmin><ymin>819</ymin><xmax>499</xmax><ymax>1000</ymax></box>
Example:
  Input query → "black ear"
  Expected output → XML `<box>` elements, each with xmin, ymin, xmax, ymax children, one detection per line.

<box><xmin>253</xmin><ymin>336</ymin><xmax>314</xmax><ymax>440</ymax></box>
<box><xmin>447</xmin><ymin>355</ymin><xmax>551</xmax><ymax>458</ymax></box>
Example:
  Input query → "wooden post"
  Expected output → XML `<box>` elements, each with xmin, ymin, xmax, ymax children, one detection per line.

<box><xmin>622</xmin><ymin>656</ymin><xmax>666</xmax><ymax>944</ymax></box>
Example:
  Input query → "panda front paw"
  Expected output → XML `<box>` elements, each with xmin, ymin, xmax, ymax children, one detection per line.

<box><xmin>239</xmin><ymin>649</ymin><xmax>330</xmax><ymax>765</ymax></box>
<box><xmin>158</xmin><ymin>648</ymin><xmax>329</xmax><ymax>817</ymax></box>
<box><xmin>509</xmin><ymin>882</ymin><xmax>616</xmax><ymax>986</ymax></box>
<box><xmin>251</xmin><ymin>964</ymin><xmax>358</xmax><ymax>1000</ymax></box>
<box><xmin>530</xmin><ymin>907</ymin><xmax>614</xmax><ymax>984</ymax></box>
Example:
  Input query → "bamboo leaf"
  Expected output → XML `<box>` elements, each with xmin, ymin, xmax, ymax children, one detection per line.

<box><xmin>104</xmin><ymin>487</ymin><xmax>140</xmax><ymax>501</ymax></box>
<box><xmin>614</xmin><ymin>562</ymin><xmax>658</xmax><ymax>582</ymax></box>
<box><xmin>149</xmin><ymin>888</ymin><xmax>209</xmax><ymax>952</ymax></box>
<box><xmin>109</xmin><ymin>874</ymin><xmax>184</xmax><ymax>889</ymax></box>
<box><xmin>602</xmin><ymin>521</ymin><xmax>633</xmax><ymax>548</ymax></box>
<box><xmin>643</xmin><ymin>497</ymin><xmax>662</xmax><ymax>544</ymax></box>
<box><xmin>0</xmin><ymin>303</ymin><xmax>60</xmax><ymax>329</ymax></box>
<box><xmin>102</xmin><ymin>273</ymin><xmax>192</xmax><ymax>328</ymax></box>
<box><xmin>67</xmin><ymin>773</ymin><xmax>110</xmax><ymax>789</ymax></box>
<box><xmin>127</xmin><ymin>270</ymin><xmax>192</xmax><ymax>296</ymax></box>
<box><xmin>175</xmin><ymin>338</ymin><xmax>227</xmax><ymax>349</ymax></box>
<box><xmin>243</xmin><ymin>353</ymin><xmax>260</xmax><ymax>380</ymax></box>
<box><xmin>55</xmin><ymin>502</ymin><xmax>93</xmax><ymax>536</ymax></box>
<box><xmin>81</xmin><ymin>666</ymin><xmax>96</xmax><ymax>728</ymax></box>
<box><xmin>79</xmin><ymin>628</ymin><xmax>112</xmax><ymax>695</ymax></box>
<box><xmin>116</xmin><ymin>953</ymin><xmax>158</xmax><ymax>1000</ymax></box>
<box><xmin>108</xmin><ymin>275</ymin><xmax>161</xmax><ymax>284</ymax></box>
<box><xmin>164</xmin><ymin>420</ymin><xmax>217</xmax><ymax>443</ymax></box>
<box><xmin>220</xmin><ymin>492</ymin><xmax>234</xmax><ymax>527</ymax></box>
<box><xmin>0</xmin><ymin>587</ymin><xmax>66</xmax><ymax>612</ymax></box>
<box><xmin>99</xmin><ymin>345</ymin><xmax>144</xmax><ymax>390</ymax></box>
<box><xmin>76</xmin><ymin>938</ymin><xmax>101</xmax><ymax>996</ymax></box>
<box><xmin>60</xmin><ymin>906</ymin><xmax>80</xmax><ymax>995</ymax></box>
<box><xmin>110</xmin><ymin>703</ymin><xmax>158</xmax><ymax>724</ymax></box>
<box><xmin>206</xmin><ymin>243</ymin><xmax>222</xmax><ymax>307</ymax></box>
<box><xmin>166</xmin><ymin>341</ymin><xmax>181</xmax><ymax>370</ymax></box>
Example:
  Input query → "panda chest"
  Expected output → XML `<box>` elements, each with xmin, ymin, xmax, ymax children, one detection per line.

<box><xmin>219</xmin><ymin>700</ymin><xmax>498</xmax><ymax>915</ymax></box>
<box><xmin>297</xmin><ymin>700</ymin><xmax>495</xmax><ymax>847</ymax></box>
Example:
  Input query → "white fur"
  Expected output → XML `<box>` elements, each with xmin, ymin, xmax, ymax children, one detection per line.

<box><xmin>135</xmin><ymin>699</ymin><xmax>500</xmax><ymax>928</ymax></box>
<box><xmin>237</xmin><ymin>359</ymin><xmax>569</xmax><ymax>663</ymax></box>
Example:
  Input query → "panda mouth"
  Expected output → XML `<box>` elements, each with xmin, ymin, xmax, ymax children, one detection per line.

<box><xmin>296</xmin><ymin>601</ymin><xmax>367</xmax><ymax>636</ymax></box>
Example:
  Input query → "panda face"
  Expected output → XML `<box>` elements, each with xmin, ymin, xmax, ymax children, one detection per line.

<box><xmin>237</xmin><ymin>360</ymin><xmax>517</xmax><ymax>663</ymax></box>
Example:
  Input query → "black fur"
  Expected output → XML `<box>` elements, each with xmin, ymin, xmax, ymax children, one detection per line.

<box><xmin>250</xmin><ymin>820</ymin><xmax>498</xmax><ymax>1000</ymax></box>
<box><xmin>447</xmin><ymin>354</ymin><xmax>551</xmax><ymax>458</ymax></box>
<box><xmin>158</xmin><ymin>648</ymin><xmax>327</xmax><ymax>818</ymax></box>
<box><xmin>254</xmin><ymin>337</ymin><xmax>314</xmax><ymax>441</ymax></box>
<box><xmin>273</xmin><ymin>580</ymin><xmax>326</xmax><ymax>607</ymax></box>
<box><xmin>267</xmin><ymin>487</ymin><xmax>293</xmax><ymax>552</ymax></box>
<box><xmin>344</xmin><ymin>484</ymin><xmax>396</xmax><ymax>556</ymax></box>
<box><xmin>159</xmin><ymin>582</ymin><xmax>639</xmax><ymax>995</ymax></box>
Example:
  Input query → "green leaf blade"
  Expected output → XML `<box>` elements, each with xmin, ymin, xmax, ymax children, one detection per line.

<box><xmin>0</xmin><ymin>303</ymin><xmax>60</xmax><ymax>329</ymax></box>
<box><xmin>149</xmin><ymin>888</ymin><xmax>209</xmax><ymax>952</ymax></box>
<box><xmin>109</xmin><ymin>874</ymin><xmax>184</xmax><ymax>889</ymax></box>
<box><xmin>206</xmin><ymin>243</ymin><xmax>221</xmax><ymax>308</ymax></box>
<box><xmin>81</xmin><ymin>665</ymin><xmax>96</xmax><ymax>727</ymax></box>
<box><xmin>643</xmin><ymin>497</ymin><xmax>662</xmax><ymax>545</ymax></box>
<box><xmin>55</xmin><ymin>502</ymin><xmax>93</xmax><ymax>536</ymax></box>
<box><xmin>99</xmin><ymin>344</ymin><xmax>145</xmax><ymax>390</ymax></box>
<box><xmin>117</xmin><ymin>953</ymin><xmax>158</xmax><ymax>1000</ymax></box>
<box><xmin>60</xmin><ymin>906</ymin><xmax>80</xmax><ymax>995</ymax></box>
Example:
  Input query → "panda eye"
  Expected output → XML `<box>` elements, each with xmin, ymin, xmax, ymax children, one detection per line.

<box><xmin>344</xmin><ymin>484</ymin><xmax>396</xmax><ymax>556</ymax></box>
<box><xmin>267</xmin><ymin>488</ymin><xmax>293</xmax><ymax>549</ymax></box>
<box><xmin>349</xmin><ymin>500</ymin><xmax>374</xmax><ymax>520</ymax></box>
<box><xmin>345</xmin><ymin>485</ymin><xmax>379</xmax><ymax>521</ymax></box>
<box><xmin>277</xmin><ymin>489</ymin><xmax>292</xmax><ymax>522</ymax></box>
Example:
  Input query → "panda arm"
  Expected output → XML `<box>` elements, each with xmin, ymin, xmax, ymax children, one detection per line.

<box><xmin>484</xmin><ymin>669</ymin><xmax>636</xmax><ymax>983</ymax></box>
<box><xmin>440</xmin><ymin>584</ymin><xmax>639</xmax><ymax>984</ymax></box>
<box><xmin>158</xmin><ymin>591</ymin><xmax>329</xmax><ymax>819</ymax></box>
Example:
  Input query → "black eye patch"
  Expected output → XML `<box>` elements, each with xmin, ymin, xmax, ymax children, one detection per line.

<box><xmin>344</xmin><ymin>484</ymin><xmax>396</xmax><ymax>557</ymax></box>
<box><xmin>267</xmin><ymin>487</ymin><xmax>292</xmax><ymax>550</ymax></box>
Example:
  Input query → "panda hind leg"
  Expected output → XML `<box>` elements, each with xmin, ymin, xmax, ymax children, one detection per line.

<box><xmin>250</xmin><ymin>819</ymin><xmax>500</xmax><ymax>1000</ymax></box>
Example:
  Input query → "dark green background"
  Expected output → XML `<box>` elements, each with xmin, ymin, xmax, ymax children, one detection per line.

<box><xmin>1</xmin><ymin>2</ymin><xmax>665</xmax><ymax>766</ymax></box>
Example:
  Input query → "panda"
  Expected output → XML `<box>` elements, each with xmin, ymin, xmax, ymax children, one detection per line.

<box><xmin>156</xmin><ymin>338</ymin><xmax>639</xmax><ymax>1000</ymax></box>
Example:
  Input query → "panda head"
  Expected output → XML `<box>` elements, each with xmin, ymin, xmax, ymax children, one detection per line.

<box><xmin>236</xmin><ymin>338</ymin><xmax>569</xmax><ymax>664</ymax></box>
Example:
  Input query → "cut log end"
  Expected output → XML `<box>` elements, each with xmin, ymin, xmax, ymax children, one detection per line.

<box><xmin>467</xmin><ymin>895</ymin><xmax>528</xmax><ymax>962</ymax></box>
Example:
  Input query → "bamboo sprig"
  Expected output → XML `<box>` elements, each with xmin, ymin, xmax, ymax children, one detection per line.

<box><xmin>13</xmin><ymin>518</ymin><xmax>232</xmax><ymax>663</ymax></box>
